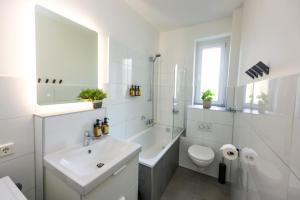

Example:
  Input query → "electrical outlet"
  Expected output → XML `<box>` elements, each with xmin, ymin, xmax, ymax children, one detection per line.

<box><xmin>0</xmin><ymin>143</ymin><xmax>14</xmax><ymax>158</ymax></box>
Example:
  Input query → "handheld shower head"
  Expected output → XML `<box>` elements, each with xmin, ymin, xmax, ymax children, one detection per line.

<box><xmin>149</xmin><ymin>54</ymin><xmax>161</xmax><ymax>62</ymax></box>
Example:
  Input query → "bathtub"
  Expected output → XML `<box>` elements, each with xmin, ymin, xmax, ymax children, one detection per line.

<box><xmin>128</xmin><ymin>125</ymin><xmax>184</xmax><ymax>200</ymax></box>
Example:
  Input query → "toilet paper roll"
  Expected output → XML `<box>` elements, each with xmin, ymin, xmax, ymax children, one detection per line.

<box><xmin>220</xmin><ymin>144</ymin><xmax>238</xmax><ymax>160</ymax></box>
<box><xmin>241</xmin><ymin>147</ymin><xmax>258</xmax><ymax>166</ymax></box>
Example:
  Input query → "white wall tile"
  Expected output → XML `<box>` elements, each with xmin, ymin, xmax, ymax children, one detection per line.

<box><xmin>0</xmin><ymin>116</ymin><xmax>34</xmax><ymax>163</ymax></box>
<box><xmin>108</xmin><ymin>62</ymin><xmax>128</xmax><ymax>84</ymax></box>
<box><xmin>44</xmin><ymin>109</ymin><xmax>105</xmax><ymax>154</ymax></box>
<box><xmin>252</xmin><ymin>76</ymin><xmax>297</xmax><ymax>165</ymax></box>
<box><xmin>157</xmin><ymin>111</ymin><xmax>173</xmax><ymax>126</ymax></box>
<box><xmin>109</xmin><ymin>39</ymin><xmax>127</xmax><ymax>64</ymax></box>
<box><xmin>187</xmin><ymin>107</ymin><xmax>204</xmax><ymax>121</ymax></box>
<box><xmin>109</xmin><ymin>123</ymin><xmax>126</xmax><ymax>139</ymax></box>
<box><xmin>247</xmin><ymin>132</ymin><xmax>290</xmax><ymax>200</ymax></box>
<box><xmin>0</xmin><ymin>77</ymin><xmax>34</xmax><ymax>119</ymax></box>
<box><xmin>106</xmin><ymin>103</ymin><xmax>126</xmax><ymax>126</ymax></box>
<box><xmin>203</xmin><ymin>109</ymin><xmax>234</xmax><ymax>125</ymax></box>
<box><xmin>125</xmin><ymin>117</ymin><xmax>147</xmax><ymax>138</ymax></box>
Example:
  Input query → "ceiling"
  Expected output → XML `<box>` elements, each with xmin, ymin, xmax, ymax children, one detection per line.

<box><xmin>124</xmin><ymin>0</ymin><xmax>244</xmax><ymax>31</ymax></box>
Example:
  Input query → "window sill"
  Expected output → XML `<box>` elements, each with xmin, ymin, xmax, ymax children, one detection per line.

<box><xmin>188</xmin><ymin>105</ymin><xmax>229</xmax><ymax>112</ymax></box>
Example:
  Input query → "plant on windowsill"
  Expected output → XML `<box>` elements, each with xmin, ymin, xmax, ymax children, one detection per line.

<box><xmin>257</xmin><ymin>92</ymin><xmax>268</xmax><ymax>114</ymax></box>
<box><xmin>201</xmin><ymin>89</ymin><xmax>214</xmax><ymax>109</ymax></box>
<box><xmin>78</xmin><ymin>89</ymin><xmax>107</xmax><ymax>109</ymax></box>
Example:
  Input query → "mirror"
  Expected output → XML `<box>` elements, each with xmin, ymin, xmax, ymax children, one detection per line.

<box><xmin>35</xmin><ymin>6</ymin><xmax>98</xmax><ymax>105</ymax></box>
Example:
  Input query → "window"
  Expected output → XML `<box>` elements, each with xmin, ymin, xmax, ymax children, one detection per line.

<box><xmin>194</xmin><ymin>36</ymin><xmax>230</xmax><ymax>106</ymax></box>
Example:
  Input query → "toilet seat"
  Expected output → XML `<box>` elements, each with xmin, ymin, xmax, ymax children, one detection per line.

<box><xmin>188</xmin><ymin>145</ymin><xmax>214</xmax><ymax>162</ymax></box>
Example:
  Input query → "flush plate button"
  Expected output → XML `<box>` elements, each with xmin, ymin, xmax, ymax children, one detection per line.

<box><xmin>198</xmin><ymin>122</ymin><xmax>212</xmax><ymax>132</ymax></box>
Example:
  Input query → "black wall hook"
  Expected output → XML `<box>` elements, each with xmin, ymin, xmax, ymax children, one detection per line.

<box><xmin>245</xmin><ymin>61</ymin><xmax>270</xmax><ymax>79</ymax></box>
<box><xmin>256</xmin><ymin>61</ymin><xmax>270</xmax><ymax>75</ymax></box>
<box><xmin>245</xmin><ymin>70</ymin><xmax>255</xmax><ymax>79</ymax></box>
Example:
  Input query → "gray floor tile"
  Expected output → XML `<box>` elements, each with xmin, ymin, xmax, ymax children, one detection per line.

<box><xmin>160</xmin><ymin>167</ymin><xmax>231</xmax><ymax>200</ymax></box>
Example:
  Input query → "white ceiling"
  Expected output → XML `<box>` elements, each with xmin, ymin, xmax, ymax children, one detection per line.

<box><xmin>124</xmin><ymin>0</ymin><xmax>244</xmax><ymax>30</ymax></box>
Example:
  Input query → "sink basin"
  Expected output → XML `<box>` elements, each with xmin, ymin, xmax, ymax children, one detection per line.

<box><xmin>44</xmin><ymin>135</ymin><xmax>141</xmax><ymax>194</ymax></box>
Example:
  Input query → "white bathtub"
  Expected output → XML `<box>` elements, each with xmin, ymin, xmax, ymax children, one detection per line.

<box><xmin>128</xmin><ymin>125</ymin><xmax>184</xmax><ymax>168</ymax></box>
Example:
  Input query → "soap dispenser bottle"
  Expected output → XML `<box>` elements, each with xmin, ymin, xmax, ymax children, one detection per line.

<box><xmin>93</xmin><ymin>124</ymin><xmax>99</xmax><ymax>137</ymax></box>
<box><xmin>94</xmin><ymin>119</ymin><xmax>102</xmax><ymax>137</ymax></box>
<box><xmin>102</xmin><ymin>118</ymin><xmax>109</xmax><ymax>135</ymax></box>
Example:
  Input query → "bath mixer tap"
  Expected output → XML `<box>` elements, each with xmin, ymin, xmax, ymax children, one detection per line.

<box><xmin>145</xmin><ymin>119</ymin><xmax>154</xmax><ymax>126</ymax></box>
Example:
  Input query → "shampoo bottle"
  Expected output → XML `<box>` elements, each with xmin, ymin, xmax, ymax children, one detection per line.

<box><xmin>137</xmin><ymin>86</ymin><xmax>141</xmax><ymax>96</ymax></box>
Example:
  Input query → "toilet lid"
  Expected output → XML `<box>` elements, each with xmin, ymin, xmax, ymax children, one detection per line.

<box><xmin>0</xmin><ymin>176</ymin><xmax>27</xmax><ymax>200</ymax></box>
<box><xmin>188</xmin><ymin>145</ymin><xmax>214</xmax><ymax>161</ymax></box>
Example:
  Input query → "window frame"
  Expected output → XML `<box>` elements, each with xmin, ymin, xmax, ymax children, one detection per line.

<box><xmin>193</xmin><ymin>36</ymin><xmax>230</xmax><ymax>106</ymax></box>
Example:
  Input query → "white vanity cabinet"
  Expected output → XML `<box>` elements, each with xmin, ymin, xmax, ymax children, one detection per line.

<box><xmin>83</xmin><ymin>156</ymin><xmax>139</xmax><ymax>200</ymax></box>
<box><xmin>45</xmin><ymin>155</ymin><xmax>139</xmax><ymax>200</ymax></box>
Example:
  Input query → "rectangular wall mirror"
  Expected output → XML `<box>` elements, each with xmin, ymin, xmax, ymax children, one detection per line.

<box><xmin>35</xmin><ymin>5</ymin><xmax>98</xmax><ymax>105</ymax></box>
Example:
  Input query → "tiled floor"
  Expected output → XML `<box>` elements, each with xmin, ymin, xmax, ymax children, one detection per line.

<box><xmin>160</xmin><ymin>167</ymin><xmax>231</xmax><ymax>200</ymax></box>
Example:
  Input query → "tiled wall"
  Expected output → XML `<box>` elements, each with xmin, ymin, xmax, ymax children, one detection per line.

<box><xmin>0</xmin><ymin>77</ymin><xmax>35</xmax><ymax>199</ymax></box>
<box><xmin>231</xmin><ymin>74</ymin><xmax>300</xmax><ymax>200</ymax></box>
<box><xmin>180</xmin><ymin>106</ymin><xmax>233</xmax><ymax>181</ymax></box>
<box><xmin>104</xmin><ymin>38</ymin><xmax>153</xmax><ymax>139</ymax></box>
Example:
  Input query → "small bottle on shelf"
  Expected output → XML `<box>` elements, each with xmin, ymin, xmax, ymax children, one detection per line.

<box><xmin>130</xmin><ymin>85</ymin><xmax>135</xmax><ymax>96</ymax></box>
<box><xmin>135</xmin><ymin>86</ymin><xmax>138</xmax><ymax>96</ymax></box>
<box><xmin>137</xmin><ymin>86</ymin><xmax>141</xmax><ymax>96</ymax></box>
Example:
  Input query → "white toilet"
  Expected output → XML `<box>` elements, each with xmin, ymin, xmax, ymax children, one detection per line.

<box><xmin>188</xmin><ymin>144</ymin><xmax>215</xmax><ymax>168</ymax></box>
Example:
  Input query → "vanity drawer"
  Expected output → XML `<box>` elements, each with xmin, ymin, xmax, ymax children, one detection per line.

<box><xmin>83</xmin><ymin>155</ymin><xmax>139</xmax><ymax>200</ymax></box>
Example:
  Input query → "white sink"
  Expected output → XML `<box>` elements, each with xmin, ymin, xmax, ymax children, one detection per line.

<box><xmin>44</xmin><ymin>136</ymin><xmax>141</xmax><ymax>194</ymax></box>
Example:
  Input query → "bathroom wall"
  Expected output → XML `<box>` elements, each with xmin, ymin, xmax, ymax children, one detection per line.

<box><xmin>158</xmin><ymin>17</ymin><xmax>233</xmax><ymax>127</ymax></box>
<box><xmin>237</xmin><ymin>0</ymin><xmax>300</xmax><ymax>85</ymax></box>
<box><xmin>0</xmin><ymin>77</ymin><xmax>35</xmax><ymax>199</ymax></box>
<box><xmin>231</xmin><ymin>74</ymin><xmax>300</xmax><ymax>200</ymax></box>
<box><xmin>0</xmin><ymin>1</ymin><xmax>158</xmax><ymax>200</ymax></box>
<box><xmin>231</xmin><ymin>0</ymin><xmax>300</xmax><ymax>198</ymax></box>
<box><xmin>180</xmin><ymin>106</ymin><xmax>233</xmax><ymax>181</ymax></box>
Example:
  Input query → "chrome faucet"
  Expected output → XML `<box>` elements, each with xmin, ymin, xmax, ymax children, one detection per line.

<box><xmin>83</xmin><ymin>131</ymin><xmax>93</xmax><ymax>147</ymax></box>
<box><xmin>145</xmin><ymin>118</ymin><xmax>154</xmax><ymax>126</ymax></box>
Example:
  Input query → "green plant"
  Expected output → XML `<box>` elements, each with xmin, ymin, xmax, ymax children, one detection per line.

<box><xmin>201</xmin><ymin>89</ymin><xmax>214</xmax><ymax>102</ymax></box>
<box><xmin>78</xmin><ymin>89</ymin><xmax>107</xmax><ymax>102</ymax></box>
<box><xmin>257</xmin><ymin>92</ymin><xmax>268</xmax><ymax>105</ymax></box>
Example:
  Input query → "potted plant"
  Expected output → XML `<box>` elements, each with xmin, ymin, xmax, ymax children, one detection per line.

<box><xmin>201</xmin><ymin>89</ymin><xmax>214</xmax><ymax>109</ymax></box>
<box><xmin>78</xmin><ymin>89</ymin><xmax>107</xmax><ymax>109</ymax></box>
<box><xmin>257</xmin><ymin>92</ymin><xmax>268</xmax><ymax>113</ymax></box>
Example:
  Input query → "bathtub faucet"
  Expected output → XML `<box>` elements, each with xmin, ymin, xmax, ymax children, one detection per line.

<box><xmin>145</xmin><ymin>119</ymin><xmax>154</xmax><ymax>126</ymax></box>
